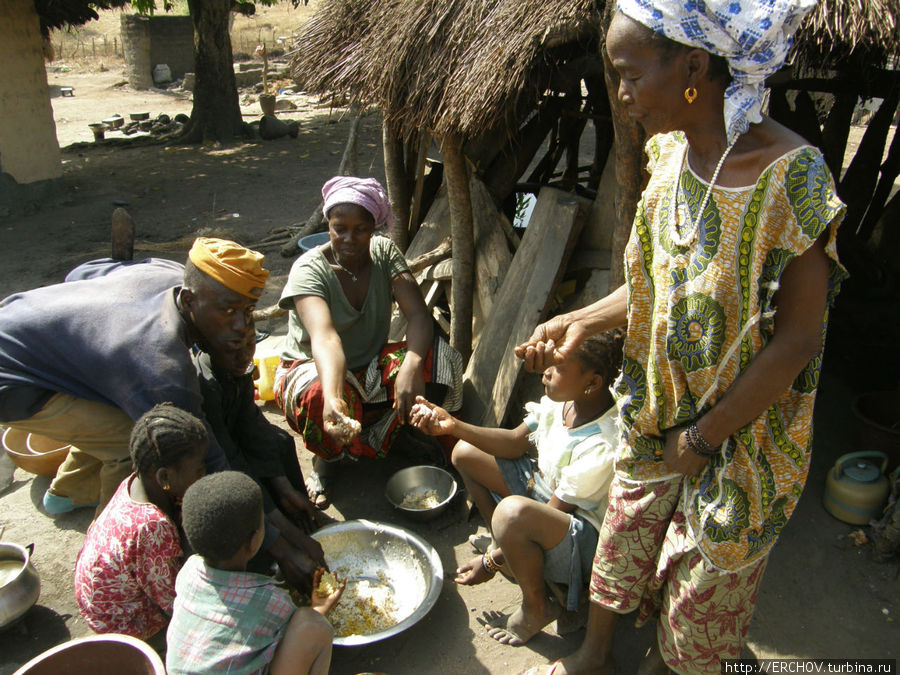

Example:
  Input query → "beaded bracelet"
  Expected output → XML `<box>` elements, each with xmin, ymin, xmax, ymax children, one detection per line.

<box><xmin>482</xmin><ymin>550</ymin><xmax>502</xmax><ymax>574</ymax></box>
<box><xmin>685</xmin><ymin>423</ymin><xmax>720</xmax><ymax>458</ymax></box>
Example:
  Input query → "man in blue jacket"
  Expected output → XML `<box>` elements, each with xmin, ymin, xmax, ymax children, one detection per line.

<box><xmin>0</xmin><ymin>237</ymin><xmax>266</xmax><ymax>515</ymax></box>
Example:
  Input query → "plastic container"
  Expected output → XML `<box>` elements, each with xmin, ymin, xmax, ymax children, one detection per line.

<box><xmin>152</xmin><ymin>63</ymin><xmax>172</xmax><ymax>84</ymax></box>
<box><xmin>823</xmin><ymin>451</ymin><xmax>890</xmax><ymax>525</ymax></box>
<box><xmin>253</xmin><ymin>337</ymin><xmax>283</xmax><ymax>402</ymax></box>
<box><xmin>298</xmin><ymin>232</ymin><xmax>329</xmax><ymax>253</ymax></box>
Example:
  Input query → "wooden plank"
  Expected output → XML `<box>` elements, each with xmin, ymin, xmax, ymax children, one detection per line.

<box><xmin>418</xmin><ymin>259</ymin><xmax>453</xmax><ymax>281</ymax></box>
<box><xmin>470</xmin><ymin>177</ymin><xmax>513</xmax><ymax>319</ymax></box>
<box><xmin>461</xmin><ymin>187</ymin><xmax>585</xmax><ymax>426</ymax></box>
<box><xmin>404</xmin><ymin>185</ymin><xmax>451</xmax><ymax>260</ymax></box>
<box><xmin>568</xmin><ymin>248</ymin><xmax>612</xmax><ymax>273</ymax></box>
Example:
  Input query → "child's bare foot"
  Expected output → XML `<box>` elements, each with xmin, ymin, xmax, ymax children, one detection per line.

<box><xmin>478</xmin><ymin>603</ymin><xmax>562</xmax><ymax>646</ymax></box>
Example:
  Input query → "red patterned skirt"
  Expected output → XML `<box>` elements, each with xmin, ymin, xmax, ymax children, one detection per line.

<box><xmin>275</xmin><ymin>337</ymin><xmax>463</xmax><ymax>460</ymax></box>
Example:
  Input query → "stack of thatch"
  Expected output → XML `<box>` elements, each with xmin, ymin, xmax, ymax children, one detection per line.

<box><xmin>289</xmin><ymin>0</ymin><xmax>600</xmax><ymax>140</ymax></box>
<box><xmin>793</xmin><ymin>0</ymin><xmax>900</xmax><ymax>70</ymax></box>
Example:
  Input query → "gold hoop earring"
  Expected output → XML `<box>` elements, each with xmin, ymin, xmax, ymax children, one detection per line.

<box><xmin>684</xmin><ymin>87</ymin><xmax>698</xmax><ymax>104</ymax></box>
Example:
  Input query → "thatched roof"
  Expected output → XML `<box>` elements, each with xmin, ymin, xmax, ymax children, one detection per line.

<box><xmin>289</xmin><ymin>0</ymin><xmax>900</xmax><ymax>140</ymax></box>
<box><xmin>288</xmin><ymin>0</ymin><xmax>601</xmax><ymax>139</ymax></box>
<box><xmin>793</xmin><ymin>0</ymin><xmax>900</xmax><ymax>70</ymax></box>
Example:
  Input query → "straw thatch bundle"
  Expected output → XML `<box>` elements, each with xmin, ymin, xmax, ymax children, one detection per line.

<box><xmin>793</xmin><ymin>0</ymin><xmax>900</xmax><ymax>70</ymax></box>
<box><xmin>289</xmin><ymin>0</ymin><xmax>601</xmax><ymax>140</ymax></box>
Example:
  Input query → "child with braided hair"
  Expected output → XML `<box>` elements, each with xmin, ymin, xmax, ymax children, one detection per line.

<box><xmin>410</xmin><ymin>330</ymin><xmax>624</xmax><ymax>646</ymax></box>
<box><xmin>74</xmin><ymin>403</ymin><xmax>208</xmax><ymax>639</ymax></box>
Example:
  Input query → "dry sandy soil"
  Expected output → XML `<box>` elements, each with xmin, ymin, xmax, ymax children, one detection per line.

<box><xmin>1</xmin><ymin>28</ymin><xmax>899</xmax><ymax>675</ymax></box>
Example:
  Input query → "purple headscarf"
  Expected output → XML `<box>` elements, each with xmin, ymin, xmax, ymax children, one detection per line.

<box><xmin>321</xmin><ymin>176</ymin><xmax>394</xmax><ymax>231</ymax></box>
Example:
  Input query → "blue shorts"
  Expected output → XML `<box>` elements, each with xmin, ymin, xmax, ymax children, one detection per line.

<box><xmin>494</xmin><ymin>455</ymin><xmax>598</xmax><ymax>611</ymax></box>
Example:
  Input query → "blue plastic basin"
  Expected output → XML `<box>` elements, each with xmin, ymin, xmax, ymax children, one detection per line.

<box><xmin>298</xmin><ymin>232</ymin><xmax>330</xmax><ymax>253</ymax></box>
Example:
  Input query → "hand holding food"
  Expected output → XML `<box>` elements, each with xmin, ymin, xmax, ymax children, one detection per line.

<box><xmin>311</xmin><ymin>568</ymin><xmax>345</xmax><ymax>615</ymax></box>
<box><xmin>323</xmin><ymin>404</ymin><xmax>361</xmax><ymax>447</ymax></box>
<box><xmin>409</xmin><ymin>396</ymin><xmax>455</xmax><ymax>436</ymax></box>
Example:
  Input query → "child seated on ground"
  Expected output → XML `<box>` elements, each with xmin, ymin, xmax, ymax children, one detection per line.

<box><xmin>410</xmin><ymin>330</ymin><xmax>624</xmax><ymax>647</ymax></box>
<box><xmin>74</xmin><ymin>403</ymin><xmax>208</xmax><ymax>639</ymax></box>
<box><xmin>166</xmin><ymin>471</ymin><xmax>343</xmax><ymax>675</ymax></box>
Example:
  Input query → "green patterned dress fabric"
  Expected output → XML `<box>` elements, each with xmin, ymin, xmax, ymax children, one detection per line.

<box><xmin>613</xmin><ymin>132</ymin><xmax>847</xmax><ymax>570</ymax></box>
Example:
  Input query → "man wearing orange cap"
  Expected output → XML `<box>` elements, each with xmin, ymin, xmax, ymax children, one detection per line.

<box><xmin>0</xmin><ymin>238</ymin><xmax>267</xmax><ymax>515</ymax></box>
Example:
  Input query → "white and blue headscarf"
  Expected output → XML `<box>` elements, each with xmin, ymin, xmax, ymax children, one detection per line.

<box><xmin>617</xmin><ymin>0</ymin><xmax>817</xmax><ymax>144</ymax></box>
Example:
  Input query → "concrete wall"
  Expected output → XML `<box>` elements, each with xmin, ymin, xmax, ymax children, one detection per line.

<box><xmin>122</xmin><ymin>14</ymin><xmax>194</xmax><ymax>89</ymax></box>
<box><xmin>149</xmin><ymin>16</ymin><xmax>194</xmax><ymax>81</ymax></box>
<box><xmin>0</xmin><ymin>0</ymin><xmax>62</xmax><ymax>185</ymax></box>
<box><xmin>121</xmin><ymin>15</ymin><xmax>153</xmax><ymax>90</ymax></box>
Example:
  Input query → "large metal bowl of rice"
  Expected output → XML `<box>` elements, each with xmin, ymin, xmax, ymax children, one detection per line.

<box><xmin>310</xmin><ymin>519</ymin><xmax>443</xmax><ymax>646</ymax></box>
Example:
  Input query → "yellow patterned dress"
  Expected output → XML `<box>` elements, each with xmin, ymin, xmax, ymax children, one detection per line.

<box><xmin>614</xmin><ymin>132</ymin><xmax>847</xmax><ymax>571</ymax></box>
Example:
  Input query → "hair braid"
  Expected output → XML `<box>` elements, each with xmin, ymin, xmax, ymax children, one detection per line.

<box><xmin>573</xmin><ymin>328</ymin><xmax>626</xmax><ymax>384</ymax></box>
<box><xmin>129</xmin><ymin>403</ymin><xmax>208</xmax><ymax>476</ymax></box>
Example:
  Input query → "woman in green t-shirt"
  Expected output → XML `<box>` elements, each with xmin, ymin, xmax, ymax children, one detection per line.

<box><xmin>275</xmin><ymin>177</ymin><xmax>464</xmax><ymax>507</ymax></box>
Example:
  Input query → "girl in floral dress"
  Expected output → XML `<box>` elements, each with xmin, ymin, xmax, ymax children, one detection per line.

<box><xmin>74</xmin><ymin>403</ymin><xmax>208</xmax><ymax>639</ymax></box>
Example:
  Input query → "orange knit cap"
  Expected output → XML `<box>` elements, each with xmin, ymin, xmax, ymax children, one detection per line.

<box><xmin>188</xmin><ymin>237</ymin><xmax>269</xmax><ymax>299</ymax></box>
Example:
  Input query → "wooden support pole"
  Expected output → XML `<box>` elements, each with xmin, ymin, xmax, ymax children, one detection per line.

<box><xmin>602</xmin><ymin>42</ymin><xmax>645</xmax><ymax>286</ymax></box>
<box><xmin>442</xmin><ymin>133</ymin><xmax>474</xmax><ymax>362</ymax></box>
<box><xmin>383</xmin><ymin>119</ymin><xmax>411</xmax><ymax>252</ymax></box>
<box><xmin>839</xmin><ymin>83</ymin><xmax>900</xmax><ymax>243</ymax></box>
<box><xmin>857</xmin><ymin>100</ymin><xmax>900</xmax><ymax>241</ymax></box>
<box><xmin>408</xmin><ymin>131</ymin><xmax>430</xmax><ymax>238</ymax></box>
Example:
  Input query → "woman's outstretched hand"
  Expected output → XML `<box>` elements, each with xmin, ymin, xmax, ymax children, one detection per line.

<box><xmin>514</xmin><ymin>314</ymin><xmax>590</xmax><ymax>373</ymax></box>
<box><xmin>322</xmin><ymin>397</ymin><xmax>360</xmax><ymax>447</ymax></box>
<box><xmin>409</xmin><ymin>396</ymin><xmax>456</xmax><ymax>436</ymax></box>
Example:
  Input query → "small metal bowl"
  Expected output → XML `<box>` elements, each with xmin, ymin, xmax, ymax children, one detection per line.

<box><xmin>311</xmin><ymin>520</ymin><xmax>443</xmax><ymax>646</ymax></box>
<box><xmin>385</xmin><ymin>465</ymin><xmax>458</xmax><ymax>522</ymax></box>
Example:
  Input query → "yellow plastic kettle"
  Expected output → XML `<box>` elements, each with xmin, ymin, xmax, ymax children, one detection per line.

<box><xmin>823</xmin><ymin>451</ymin><xmax>890</xmax><ymax>525</ymax></box>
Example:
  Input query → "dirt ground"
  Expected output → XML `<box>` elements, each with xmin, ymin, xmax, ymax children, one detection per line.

<box><xmin>1</xmin><ymin>51</ymin><xmax>899</xmax><ymax>675</ymax></box>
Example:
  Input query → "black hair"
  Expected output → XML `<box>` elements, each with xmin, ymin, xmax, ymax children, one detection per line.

<box><xmin>573</xmin><ymin>328</ymin><xmax>626</xmax><ymax>385</ymax></box>
<box><xmin>181</xmin><ymin>471</ymin><xmax>263</xmax><ymax>563</ymax></box>
<box><xmin>643</xmin><ymin>24</ymin><xmax>732</xmax><ymax>86</ymax></box>
<box><xmin>129</xmin><ymin>403</ymin><xmax>208</xmax><ymax>476</ymax></box>
<box><xmin>182</xmin><ymin>259</ymin><xmax>210</xmax><ymax>293</ymax></box>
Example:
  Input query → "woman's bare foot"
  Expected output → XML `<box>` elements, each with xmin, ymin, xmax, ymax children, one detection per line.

<box><xmin>478</xmin><ymin>603</ymin><xmax>562</xmax><ymax>646</ymax></box>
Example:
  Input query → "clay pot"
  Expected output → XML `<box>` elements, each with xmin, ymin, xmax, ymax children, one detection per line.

<box><xmin>2</xmin><ymin>428</ymin><xmax>70</xmax><ymax>477</ymax></box>
<box><xmin>852</xmin><ymin>391</ymin><xmax>900</xmax><ymax>470</ymax></box>
<box><xmin>12</xmin><ymin>634</ymin><xmax>165</xmax><ymax>675</ymax></box>
<box><xmin>259</xmin><ymin>93</ymin><xmax>277</xmax><ymax>116</ymax></box>
<box><xmin>88</xmin><ymin>123</ymin><xmax>105</xmax><ymax>141</ymax></box>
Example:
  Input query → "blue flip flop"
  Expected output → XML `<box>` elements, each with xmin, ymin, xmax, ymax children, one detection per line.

<box><xmin>42</xmin><ymin>491</ymin><xmax>98</xmax><ymax>515</ymax></box>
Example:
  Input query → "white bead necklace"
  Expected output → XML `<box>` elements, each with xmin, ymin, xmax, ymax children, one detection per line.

<box><xmin>670</xmin><ymin>139</ymin><xmax>737</xmax><ymax>248</ymax></box>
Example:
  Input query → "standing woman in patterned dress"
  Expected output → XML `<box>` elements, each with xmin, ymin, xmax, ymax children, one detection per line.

<box><xmin>516</xmin><ymin>0</ymin><xmax>846</xmax><ymax>673</ymax></box>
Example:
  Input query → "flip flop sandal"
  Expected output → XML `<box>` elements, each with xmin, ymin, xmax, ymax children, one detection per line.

<box><xmin>305</xmin><ymin>471</ymin><xmax>330</xmax><ymax>509</ymax></box>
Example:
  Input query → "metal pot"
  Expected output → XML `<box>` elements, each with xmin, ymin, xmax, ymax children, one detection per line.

<box><xmin>0</xmin><ymin>542</ymin><xmax>41</xmax><ymax>629</ymax></box>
